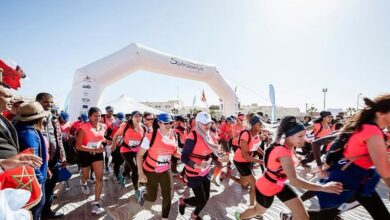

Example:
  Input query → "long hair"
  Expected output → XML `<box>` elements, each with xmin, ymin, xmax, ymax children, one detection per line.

<box><xmin>149</xmin><ymin>118</ymin><xmax>161</xmax><ymax>147</ymax></box>
<box><xmin>272</xmin><ymin>116</ymin><xmax>300</xmax><ymax>146</ymax></box>
<box><xmin>341</xmin><ymin>94</ymin><xmax>390</xmax><ymax>134</ymax></box>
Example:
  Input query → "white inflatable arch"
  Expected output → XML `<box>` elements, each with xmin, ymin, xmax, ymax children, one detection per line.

<box><xmin>68</xmin><ymin>43</ymin><xmax>238</xmax><ymax>121</ymax></box>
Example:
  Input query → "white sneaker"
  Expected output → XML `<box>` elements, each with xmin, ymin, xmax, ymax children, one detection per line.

<box><xmin>80</xmin><ymin>182</ymin><xmax>90</xmax><ymax>194</ymax></box>
<box><xmin>91</xmin><ymin>201</ymin><xmax>105</xmax><ymax>214</ymax></box>
<box><xmin>338</xmin><ymin>201</ymin><xmax>360</xmax><ymax>213</ymax></box>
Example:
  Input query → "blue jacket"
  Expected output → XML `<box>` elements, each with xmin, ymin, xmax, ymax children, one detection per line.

<box><xmin>15</xmin><ymin>125</ymin><xmax>48</xmax><ymax>184</ymax></box>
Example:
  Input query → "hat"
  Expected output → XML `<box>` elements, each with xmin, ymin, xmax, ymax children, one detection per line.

<box><xmin>14</xmin><ymin>102</ymin><xmax>49</xmax><ymax>122</ymax></box>
<box><xmin>105</xmin><ymin>106</ymin><xmax>113</xmax><ymax>112</ymax></box>
<box><xmin>226</xmin><ymin>117</ymin><xmax>234</xmax><ymax>123</ymax></box>
<box><xmin>60</xmin><ymin>111</ymin><xmax>69</xmax><ymax>122</ymax></box>
<box><xmin>80</xmin><ymin>113</ymin><xmax>88</xmax><ymax>122</ymax></box>
<box><xmin>320</xmin><ymin>111</ymin><xmax>332</xmax><ymax>118</ymax></box>
<box><xmin>195</xmin><ymin>112</ymin><xmax>212</xmax><ymax>124</ymax></box>
<box><xmin>131</xmin><ymin>110</ymin><xmax>142</xmax><ymax>117</ymax></box>
<box><xmin>249</xmin><ymin>116</ymin><xmax>261</xmax><ymax>126</ymax></box>
<box><xmin>238</xmin><ymin>112</ymin><xmax>245</xmax><ymax>117</ymax></box>
<box><xmin>117</xmin><ymin>112</ymin><xmax>125</xmax><ymax>121</ymax></box>
<box><xmin>158</xmin><ymin>113</ymin><xmax>173</xmax><ymax>123</ymax></box>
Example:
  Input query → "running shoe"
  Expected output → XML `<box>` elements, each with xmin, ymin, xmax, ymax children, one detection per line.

<box><xmin>234</xmin><ymin>211</ymin><xmax>241</xmax><ymax>220</ymax></box>
<box><xmin>338</xmin><ymin>201</ymin><xmax>360</xmax><ymax>213</ymax></box>
<box><xmin>219</xmin><ymin>172</ymin><xmax>226</xmax><ymax>182</ymax></box>
<box><xmin>80</xmin><ymin>181</ymin><xmax>90</xmax><ymax>194</ymax></box>
<box><xmin>178</xmin><ymin>197</ymin><xmax>186</xmax><ymax>215</ymax></box>
<box><xmin>279</xmin><ymin>212</ymin><xmax>293</xmax><ymax>220</ymax></box>
<box><xmin>191</xmin><ymin>212</ymin><xmax>202</xmax><ymax>220</ymax></box>
<box><xmin>89</xmin><ymin>175</ymin><xmax>96</xmax><ymax>183</ymax></box>
<box><xmin>211</xmin><ymin>178</ymin><xmax>221</xmax><ymax>187</ymax></box>
<box><xmin>116</xmin><ymin>174</ymin><xmax>125</xmax><ymax>187</ymax></box>
<box><xmin>91</xmin><ymin>201</ymin><xmax>105</xmax><ymax>214</ymax></box>
<box><xmin>135</xmin><ymin>188</ymin><xmax>145</xmax><ymax>206</ymax></box>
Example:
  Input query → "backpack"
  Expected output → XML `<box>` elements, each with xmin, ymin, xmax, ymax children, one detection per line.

<box><xmin>119</xmin><ymin>123</ymin><xmax>147</xmax><ymax>149</ymax></box>
<box><xmin>325</xmin><ymin>122</ymin><xmax>386</xmax><ymax>169</ymax></box>
<box><xmin>238</xmin><ymin>130</ymin><xmax>251</xmax><ymax>146</ymax></box>
<box><xmin>263</xmin><ymin>144</ymin><xmax>288</xmax><ymax>179</ymax></box>
<box><xmin>311</xmin><ymin>123</ymin><xmax>323</xmax><ymax>138</ymax></box>
<box><xmin>324</xmin><ymin>132</ymin><xmax>352</xmax><ymax>168</ymax></box>
<box><xmin>143</xmin><ymin>129</ymin><xmax>179</xmax><ymax>160</ymax></box>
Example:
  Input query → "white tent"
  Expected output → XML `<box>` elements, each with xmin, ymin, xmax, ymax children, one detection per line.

<box><xmin>99</xmin><ymin>95</ymin><xmax>163</xmax><ymax>115</ymax></box>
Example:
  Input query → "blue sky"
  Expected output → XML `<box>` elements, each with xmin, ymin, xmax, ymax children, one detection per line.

<box><xmin>0</xmin><ymin>0</ymin><xmax>389</xmax><ymax>112</ymax></box>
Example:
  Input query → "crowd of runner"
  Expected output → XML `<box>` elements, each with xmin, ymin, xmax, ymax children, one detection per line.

<box><xmin>1</xmin><ymin>88</ymin><xmax>389</xmax><ymax>220</ymax></box>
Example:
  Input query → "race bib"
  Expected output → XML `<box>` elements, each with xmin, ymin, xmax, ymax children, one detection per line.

<box><xmin>251</xmin><ymin>142</ymin><xmax>261</xmax><ymax>152</ymax></box>
<box><xmin>87</xmin><ymin>141</ymin><xmax>101</xmax><ymax>149</ymax></box>
<box><xmin>154</xmin><ymin>155</ymin><xmax>171</xmax><ymax>173</ymax></box>
<box><xmin>128</xmin><ymin>140</ymin><xmax>140</xmax><ymax>147</ymax></box>
<box><xmin>156</xmin><ymin>155</ymin><xmax>172</xmax><ymax>167</ymax></box>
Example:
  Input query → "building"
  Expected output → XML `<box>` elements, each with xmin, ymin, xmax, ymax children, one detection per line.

<box><xmin>141</xmin><ymin>100</ymin><xmax>183</xmax><ymax>113</ymax></box>
<box><xmin>239</xmin><ymin>104</ymin><xmax>304</xmax><ymax>118</ymax></box>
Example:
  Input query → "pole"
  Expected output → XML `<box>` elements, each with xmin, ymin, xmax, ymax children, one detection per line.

<box><xmin>305</xmin><ymin>103</ymin><xmax>308</xmax><ymax>114</ymax></box>
<box><xmin>322</xmin><ymin>88</ymin><xmax>328</xmax><ymax>110</ymax></box>
<box><xmin>357</xmin><ymin>93</ymin><xmax>362</xmax><ymax>109</ymax></box>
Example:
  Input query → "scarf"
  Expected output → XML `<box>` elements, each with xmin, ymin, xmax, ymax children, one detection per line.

<box><xmin>195</xmin><ymin>123</ymin><xmax>221</xmax><ymax>157</ymax></box>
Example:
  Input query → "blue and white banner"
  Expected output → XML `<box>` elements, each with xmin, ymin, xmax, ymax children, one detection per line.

<box><xmin>269</xmin><ymin>84</ymin><xmax>276</xmax><ymax>123</ymax></box>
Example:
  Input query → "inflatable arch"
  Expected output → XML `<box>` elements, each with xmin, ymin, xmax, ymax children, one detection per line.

<box><xmin>68</xmin><ymin>43</ymin><xmax>238</xmax><ymax>121</ymax></box>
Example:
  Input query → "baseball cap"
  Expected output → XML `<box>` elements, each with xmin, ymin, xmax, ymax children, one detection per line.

<box><xmin>195</xmin><ymin>112</ymin><xmax>212</xmax><ymax>124</ymax></box>
<box><xmin>117</xmin><ymin>112</ymin><xmax>125</xmax><ymax>121</ymax></box>
<box><xmin>131</xmin><ymin>110</ymin><xmax>142</xmax><ymax>117</ymax></box>
<box><xmin>60</xmin><ymin>111</ymin><xmax>69</xmax><ymax>122</ymax></box>
<box><xmin>80</xmin><ymin>113</ymin><xmax>88</xmax><ymax>122</ymax></box>
<box><xmin>158</xmin><ymin>113</ymin><xmax>173</xmax><ymax>123</ymax></box>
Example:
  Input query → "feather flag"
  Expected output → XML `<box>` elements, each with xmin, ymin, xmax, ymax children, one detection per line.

<box><xmin>200</xmin><ymin>89</ymin><xmax>207</xmax><ymax>102</ymax></box>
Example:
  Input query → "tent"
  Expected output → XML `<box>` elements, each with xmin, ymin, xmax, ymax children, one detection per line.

<box><xmin>99</xmin><ymin>95</ymin><xmax>163</xmax><ymax>115</ymax></box>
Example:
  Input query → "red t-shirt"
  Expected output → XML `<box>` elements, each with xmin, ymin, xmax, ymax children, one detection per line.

<box><xmin>343</xmin><ymin>124</ymin><xmax>384</xmax><ymax>169</ymax></box>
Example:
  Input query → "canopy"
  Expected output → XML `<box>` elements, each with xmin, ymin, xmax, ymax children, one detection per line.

<box><xmin>99</xmin><ymin>95</ymin><xmax>163</xmax><ymax>115</ymax></box>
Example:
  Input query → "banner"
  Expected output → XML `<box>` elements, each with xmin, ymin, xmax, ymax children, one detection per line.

<box><xmin>269</xmin><ymin>84</ymin><xmax>276</xmax><ymax>123</ymax></box>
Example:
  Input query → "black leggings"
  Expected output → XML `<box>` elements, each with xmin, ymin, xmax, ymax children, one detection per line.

<box><xmin>121</xmin><ymin>152</ymin><xmax>138</xmax><ymax>190</ymax></box>
<box><xmin>308</xmin><ymin>191</ymin><xmax>390</xmax><ymax>220</ymax></box>
<box><xmin>184</xmin><ymin>178</ymin><xmax>211</xmax><ymax>216</ymax></box>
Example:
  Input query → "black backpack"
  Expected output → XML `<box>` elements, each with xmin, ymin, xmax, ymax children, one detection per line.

<box><xmin>325</xmin><ymin>122</ymin><xmax>387</xmax><ymax>168</ymax></box>
<box><xmin>238</xmin><ymin>130</ymin><xmax>252</xmax><ymax>146</ymax></box>
<box><xmin>324</xmin><ymin>132</ymin><xmax>352</xmax><ymax>167</ymax></box>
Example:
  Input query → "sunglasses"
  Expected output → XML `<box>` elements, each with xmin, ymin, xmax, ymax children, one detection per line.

<box><xmin>145</xmin><ymin>118</ymin><xmax>154</xmax><ymax>121</ymax></box>
<box><xmin>162</xmin><ymin>121</ymin><xmax>174</xmax><ymax>125</ymax></box>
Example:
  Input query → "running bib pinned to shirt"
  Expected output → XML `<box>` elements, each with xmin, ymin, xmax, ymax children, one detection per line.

<box><xmin>87</xmin><ymin>141</ymin><xmax>101</xmax><ymax>149</ymax></box>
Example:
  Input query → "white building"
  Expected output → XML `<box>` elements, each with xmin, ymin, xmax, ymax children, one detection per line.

<box><xmin>141</xmin><ymin>100</ymin><xmax>183</xmax><ymax>113</ymax></box>
<box><xmin>239</xmin><ymin>104</ymin><xmax>304</xmax><ymax>118</ymax></box>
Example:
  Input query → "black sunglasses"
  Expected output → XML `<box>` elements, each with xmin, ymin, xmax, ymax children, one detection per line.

<box><xmin>145</xmin><ymin>118</ymin><xmax>154</xmax><ymax>121</ymax></box>
<box><xmin>162</xmin><ymin>121</ymin><xmax>174</xmax><ymax>125</ymax></box>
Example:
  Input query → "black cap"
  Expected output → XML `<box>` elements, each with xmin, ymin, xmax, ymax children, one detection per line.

<box><xmin>105</xmin><ymin>106</ymin><xmax>113</xmax><ymax>112</ymax></box>
<box><xmin>320</xmin><ymin>111</ymin><xmax>332</xmax><ymax>118</ymax></box>
<box><xmin>131</xmin><ymin>110</ymin><xmax>142</xmax><ymax>117</ymax></box>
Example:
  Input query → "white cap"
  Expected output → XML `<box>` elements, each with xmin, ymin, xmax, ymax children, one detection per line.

<box><xmin>195</xmin><ymin>112</ymin><xmax>212</xmax><ymax>124</ymax></box>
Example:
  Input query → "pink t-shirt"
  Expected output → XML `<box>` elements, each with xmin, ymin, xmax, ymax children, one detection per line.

<box><xmin>343</xmin><ymin>124</ymin><xmax>384</xmax><ymax>169</ymax></box>
<box><xmin>256</xmin><ymin>145</ymin><xmax>298</xmax><ymax>196</ymax></box>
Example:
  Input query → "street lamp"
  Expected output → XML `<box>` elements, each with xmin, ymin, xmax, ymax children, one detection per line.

<box><xmin>357</xmin><ymin>93</ymin><xmax>362</xmax><ymax>109</ymax></box>
<box><xmin>322</xmin><ymin>88</ymin><xmax>328</xmax><ymax>110</ymax></box>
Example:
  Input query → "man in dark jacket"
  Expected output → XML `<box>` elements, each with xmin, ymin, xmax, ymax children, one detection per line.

<box><xmin>36</xmin><ymin>92</ymin><xmax>66</xmax><ymax>218</ymax></box>
<box><xmin>0</xmin><ymin>86</ymin><xmax>19</xmax><ymax>159</ymax></box>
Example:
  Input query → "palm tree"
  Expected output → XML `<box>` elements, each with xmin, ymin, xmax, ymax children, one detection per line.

<box><xmin>346</xmin><ymin>107</ymin><xmax>357</xmax><ymax>117</ymax></box>
<box><xmin>307</xmin><ymin>105</ymin><xmax>317</xmax><ymax>117</ymax></box>
<box><xmin>171</xmin><ymin>108</ymin><xmax>179</xmax><ymax>114</ymax></box>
